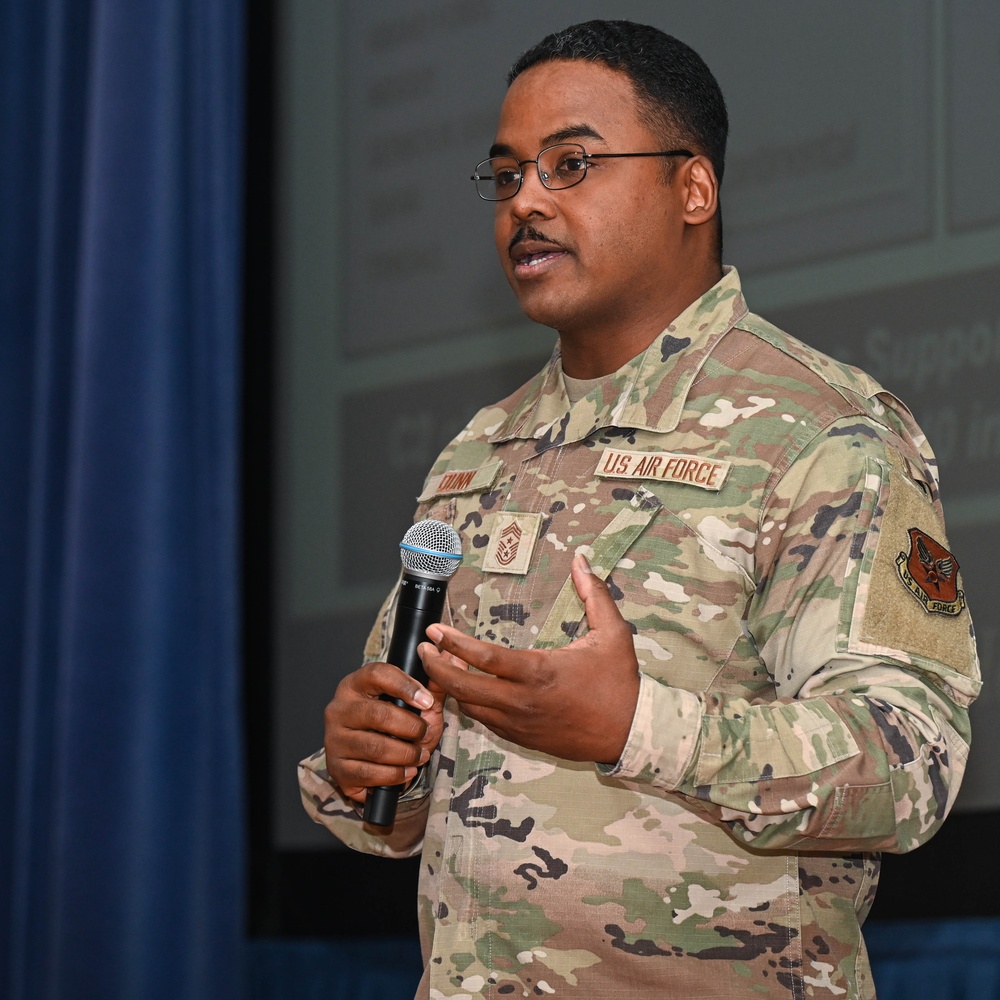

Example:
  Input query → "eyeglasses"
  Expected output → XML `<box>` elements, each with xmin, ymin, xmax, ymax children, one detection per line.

<box><xmin>471</xmin><ymin>142</ymin><xmax>694</xmax><ymax>202</ymax></box>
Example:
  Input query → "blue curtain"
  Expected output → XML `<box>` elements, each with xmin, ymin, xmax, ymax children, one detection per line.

<box><xmin>0</xmin><ymin>2</ymin><xmax>245</xmax><ymax>999</ymax></box>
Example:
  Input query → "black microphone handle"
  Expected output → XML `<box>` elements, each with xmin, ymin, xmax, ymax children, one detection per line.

<box><xmin>364</xmin><ymin>571</ymin><xmax>448</xmax><ymax>827</ymax></box>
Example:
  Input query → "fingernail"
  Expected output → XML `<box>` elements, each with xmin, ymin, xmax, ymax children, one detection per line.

<box><xmin>427</xmin><ymin>625</ymin><xmax>444</xmax><ymax>643</ymax></box>
<box><xmin>575</xmin><ymin>553</ymin><xmax>594</xmax><ymax>573</ymax></box>
<box><xmin>414</xmin><ymin>688</ymin><xmax>434</xmax><ymax>709</ymax></box>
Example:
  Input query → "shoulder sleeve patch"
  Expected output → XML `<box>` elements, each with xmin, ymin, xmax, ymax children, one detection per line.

<box><xmin>841</xmin><ymin>450</ymin><xmax>979</xmax><ymax>702</ymax></box>
<box><xmin>896</xmin><ymin>528</ymin><xmax>965</xmax><ymax>616</ymax></box>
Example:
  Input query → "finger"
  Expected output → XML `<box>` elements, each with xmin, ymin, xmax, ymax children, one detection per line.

<box><xmin>336</xmin><ymin>758</ymin><xmax>424</xmax><ymax>797</ymax></box>
<box><xmin>419</xmin><ymin>639</ymin><xmax>479</xmax><ymax>690</ymax></box>
<box><xmin>425</xmin><ymin>623</ymin><xmax>488</xmax><ymax>664</ymax></box>
<box><xmin>420</xmin><ymin>640</ymin><xmax>511</xmax><ymax>707</ymax></box>
<box><xmin>352</xmin><ymin>661</ymin><xmax>436</xmax><ymax>711</ymax></box>
<box><xmin>414</xmin><ymin>688</ymin><xmax>446</xmax><ymax>750</ymax></box>
<box><xmin>345</xmin><ymin>731</ymin><xmax>431</xmax><ymax>769</ymax></box>
<box><xmin>425</xmin><ymin>624</ymin><xmax>530</xmax><ymax>681</ymax></box>
<box><xmin>326</xmin><ymin>738</ymin><xmax>425</xmax><ymax>801</ymax></box>
<box><xmin>415</xmin><ymin>720</ymin><xmax>443</xmax><ymax>753</ymax></box>
<box><xmin>375</xmin><ymin>663</ymin><xmax>436</xmax><ymax>711</ymax></box>
<box><xmin>326</xmin><ymin>719</ymin><xmax>426</xmax><ymax>798</ymax></box>
<box><xmin>418</xmin><ymin>640</ymin><xmax>471</xmax><ymax>674</ymax></box>
<box><xmin>333</xmin><ymin>694</ymin><xmax>428</xmax><ymax>743</ymax></box>
<box><xmin>570</xmin><ymin>554</ymin><xmax>629</xmax><ymax>635</ymax></box>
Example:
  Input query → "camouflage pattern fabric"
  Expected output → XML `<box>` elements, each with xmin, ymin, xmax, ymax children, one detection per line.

<box><xmin>300</xmin><ymin>268</ymin><xmax>979</xmax><ymax>998</ymax></box>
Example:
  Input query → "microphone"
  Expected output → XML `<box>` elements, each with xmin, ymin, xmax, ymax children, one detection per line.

<box><xmin>363</xmin><ymin>519</ymin><xmax>462</xmax><ymax>827</ymax></box>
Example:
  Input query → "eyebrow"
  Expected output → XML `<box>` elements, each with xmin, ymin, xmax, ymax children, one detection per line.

<box><xmin>489</xmin><ymin>122</ymin><xmax>606</xmax><ymax>159</ymax></box>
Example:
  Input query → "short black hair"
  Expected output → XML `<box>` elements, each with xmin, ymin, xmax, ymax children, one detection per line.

<box><xmin>508</xmin><ymin>20</ymin><xmax>728</xmax><ymax>187</ymax></box>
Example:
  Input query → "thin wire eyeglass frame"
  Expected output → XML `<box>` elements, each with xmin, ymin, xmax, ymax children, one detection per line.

<box><xmin>471</xmin><ymin>142</ymin><xmax>694</xmax><ymax>202</ymax></box>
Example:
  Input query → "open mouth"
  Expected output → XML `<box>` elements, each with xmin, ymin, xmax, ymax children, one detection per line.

<box><xmin>510</xmin><ymin>236</ymin><xmax>570</xmax><ymax>277</ymax></box>
<box><xmin>508</xmin><ymin>227</ymin><xmax>570</xmax><ymax>276</ymax></box>
<box><xmin>515</xmin><ymin>250</ymin><xmax>566</xmax><ymax>268</ymax></box>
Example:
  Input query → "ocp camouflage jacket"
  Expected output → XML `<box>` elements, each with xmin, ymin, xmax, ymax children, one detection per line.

<box><xmin>300</xmin><ymin>268</ymin><xmax>979</xmax><ymax>999</ymax></box>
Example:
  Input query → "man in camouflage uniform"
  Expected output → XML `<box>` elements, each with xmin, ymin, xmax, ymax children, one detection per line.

<box><xmin>300</xmin><ymin>20</ymin><xmax>979</xmax><ymax>998</ymax></box>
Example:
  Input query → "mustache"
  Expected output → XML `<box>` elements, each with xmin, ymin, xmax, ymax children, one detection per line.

<box><xmin>508</xmin><ymin>225</ymin><xmax>566</xmax><ymax>254</ymax></box>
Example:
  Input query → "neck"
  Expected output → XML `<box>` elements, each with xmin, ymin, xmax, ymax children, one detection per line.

<box><xmin>558</xmin><ymin>265</ymin><xmax>722</xmax><ymax>378</ymax></box>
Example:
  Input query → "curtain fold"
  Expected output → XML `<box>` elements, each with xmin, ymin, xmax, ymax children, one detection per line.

<box><xmin>0</xmin><ymin>2</ymin><xmax>245</xmax><ymax>998</ymax></box>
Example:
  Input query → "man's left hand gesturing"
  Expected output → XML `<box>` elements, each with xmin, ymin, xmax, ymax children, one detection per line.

<box><xmin>418</xmin><ymin>554</ymin><xmax>642</xmax><ymax>764</ymax></box>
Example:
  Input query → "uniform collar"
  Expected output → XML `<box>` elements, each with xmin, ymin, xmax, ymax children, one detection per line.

<box><xmin>490</xmin><ymin>267</ymin><xmax>748</xmax><ymax>447</ymax></box>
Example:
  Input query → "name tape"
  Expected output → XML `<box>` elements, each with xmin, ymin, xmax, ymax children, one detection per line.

<box><xmin>418</xmin><ymin>460</ymin><xmax>503</xmax><ymax>502</ymax></box>
<box><xmin>596</xmin><ymin>447</ymin><xmax>730</xmax><ymax>491</ymax></box>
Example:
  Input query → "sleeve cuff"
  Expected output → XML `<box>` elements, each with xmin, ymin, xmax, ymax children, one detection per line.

<box><xmin>297</xmin><ymin>751</ymin><xmax>429</xmax><ymax>858</ymax></box>
<box><xmin>595</xmin><ymin>672</ymin><xmax>703</xmax><ymax>790</ymax></box>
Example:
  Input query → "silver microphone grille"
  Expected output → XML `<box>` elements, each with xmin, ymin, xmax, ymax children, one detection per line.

<box><xmin>399</xmin><ymin>519</ymin><xmax>463</xmax><ymax>579</ymax></box>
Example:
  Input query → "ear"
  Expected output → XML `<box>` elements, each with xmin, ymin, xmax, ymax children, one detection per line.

<box><xmin>680</xmin><ymin>156</ymin><xmax>719</xmax><ymax>228</ymax></box>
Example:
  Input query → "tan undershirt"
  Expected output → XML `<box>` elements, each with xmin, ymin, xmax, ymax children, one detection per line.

<box><xmin>562</xmin><ymin>370</ymin><xmax>610</xmax><ymax>405</ymax></box>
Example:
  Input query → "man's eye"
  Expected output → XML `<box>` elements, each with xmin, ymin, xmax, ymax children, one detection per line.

<box><xmin>554</xmin><ymin>156</ymin><xmax>587</xmax><ymax>178</ymax></box>
<box><xmin>494</xmin><ymin>168</ymin><xmax>520</xmax><ymax>190</ymax></box>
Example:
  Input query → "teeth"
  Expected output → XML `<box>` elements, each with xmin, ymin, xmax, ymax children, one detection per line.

<box><xmin>521</xmin><ymin>252</ymin><xmax>558</xmax><ymax>266</ymax></box>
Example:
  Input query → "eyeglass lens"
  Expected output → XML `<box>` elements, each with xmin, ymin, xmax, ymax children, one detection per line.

<box><xmin>474</xmin><ymin>144</ymin><xmax>589</xmax><ymax>201</ymax></box>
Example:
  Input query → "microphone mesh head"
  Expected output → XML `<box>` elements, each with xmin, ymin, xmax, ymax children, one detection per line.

<box><xmin>400</xmin><ymin>519</ymin><xmax>463</xmax><ymax>579</ymax></box>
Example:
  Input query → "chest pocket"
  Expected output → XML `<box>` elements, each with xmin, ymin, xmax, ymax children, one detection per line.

<box><xmin>532</xmin><ymin>485</ymin><xmax>662</xmax><ymax>650</ymax></box>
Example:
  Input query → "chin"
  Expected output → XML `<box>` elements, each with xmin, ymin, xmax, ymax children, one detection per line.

<box><xmin>511</xmin><ymin>290</ymin><xmax>577</xmax><ymax>332</ymax></box>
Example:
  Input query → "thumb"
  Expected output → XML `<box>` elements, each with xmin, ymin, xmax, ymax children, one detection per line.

<box><xmin>570</xmin><ymin>554</ymin><xmax>626</xmax><ymax>634</ymax></box>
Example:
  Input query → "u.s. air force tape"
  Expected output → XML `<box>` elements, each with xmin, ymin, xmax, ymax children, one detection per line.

<box><xmin>596</xmin><ymin>447</ymin><xmax>730</xmax><ymax>491</ymax></box>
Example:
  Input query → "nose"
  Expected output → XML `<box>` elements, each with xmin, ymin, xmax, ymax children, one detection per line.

<box><xmin>507</xmin><ymin>160</ymin><xmax>555</xmax><ymax>221</ymax></box>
